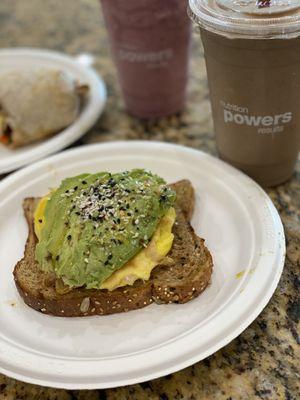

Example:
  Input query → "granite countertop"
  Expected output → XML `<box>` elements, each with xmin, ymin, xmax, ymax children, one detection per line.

<box><xmin>0</xmin><ymin>1</ymin><xmax>299</xmax><ymax>399</ymax></box>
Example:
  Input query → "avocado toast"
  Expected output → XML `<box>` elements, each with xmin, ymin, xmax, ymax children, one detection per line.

<box><xmin>14</xmin><ymin>171</ymin><xmax>213</xmax><ymax>317</ymax></box>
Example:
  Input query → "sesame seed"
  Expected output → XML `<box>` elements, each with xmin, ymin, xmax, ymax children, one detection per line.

<box><xmin>128</xmin><ymin>299</ymin><xmax>132</xmax><ymax>303</ymax></box>
<box><xmin>95</xmin><ymin>301</ymin><xmax>100</xmax><ymax>305</ymax></box>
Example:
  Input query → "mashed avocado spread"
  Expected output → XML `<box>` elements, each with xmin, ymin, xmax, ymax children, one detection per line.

<box><xmin>35</xmin><ymin>169</ymin><xmax>176</xmax><ymax>289</ymax></box>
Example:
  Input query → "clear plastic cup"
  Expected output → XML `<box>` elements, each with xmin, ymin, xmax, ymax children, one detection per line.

<box><xmin>101</xmin><ymin>0</ymin><xmax>191</xmax><ymax>119</ymax></box>
<box><xmin>189</xmin><ymin>0</ymin><xmax>300</xmax><ymax>186</ymax></box>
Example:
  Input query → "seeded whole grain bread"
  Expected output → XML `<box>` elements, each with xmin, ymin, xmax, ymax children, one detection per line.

<box><xmin>13</xmin><ymin>180</ymin><xmax>213</xmax><ymax>317</ymax></box>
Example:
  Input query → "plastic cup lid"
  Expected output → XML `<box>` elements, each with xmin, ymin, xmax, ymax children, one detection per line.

<box><xmin>188</xmin><ymin>0</ymin><xmax>300</xmax><ymax>38</ymax></box>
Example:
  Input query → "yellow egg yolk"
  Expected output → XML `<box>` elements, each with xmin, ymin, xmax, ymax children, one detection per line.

<box><xmin>100</xmin><ymin>207</ymin><xmax>175</xmax><ymax>290</ymax></box>
<box><xmin>34</xmin><ymin>196</ymin><xmax>176</xmax><ymax>291</ymax></box>
<box><xmin>34</xmin><ymin>194</ymin><xmax>51</xmax><ymax>240</ymax></box>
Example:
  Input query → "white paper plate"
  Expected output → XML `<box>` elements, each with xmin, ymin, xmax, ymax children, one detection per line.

<box><xmin>0</xmin><ymin>141</ymin><xmax>285</xmax><ymax>389</ymax></box>
<box><xmin>0</xmin><ymin>48</ymin><xmax>106</xmax><ymax>174</ymax></box>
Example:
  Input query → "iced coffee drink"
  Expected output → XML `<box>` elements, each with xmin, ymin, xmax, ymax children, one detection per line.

<box><xmin>189</xmin><ymin>0</ymin><xmax>300</xmax><ymax>186</ymax></box>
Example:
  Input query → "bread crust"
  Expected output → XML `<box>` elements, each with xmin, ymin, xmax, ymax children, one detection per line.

<box><xmin>14</xmin><ymin>180</ymin><xmax>213</xmax><ymax>317</ymax></box>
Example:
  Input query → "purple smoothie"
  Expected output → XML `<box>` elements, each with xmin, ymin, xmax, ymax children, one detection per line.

<box><xmin>100</xmin><ymin>0</ymin><xmax>191</xmax><ymax>119</ymax></box>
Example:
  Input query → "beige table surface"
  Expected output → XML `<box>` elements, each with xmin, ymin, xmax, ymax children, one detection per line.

<box><xmin>0</xmin><ymin>1</ymin><xmax>299</xmax><ymax>399</ymax></box>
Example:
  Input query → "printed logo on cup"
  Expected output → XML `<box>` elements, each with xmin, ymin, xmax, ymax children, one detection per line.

<box><xmin>220</xmin><ymin>100</ymin><xmax>293</xmax><ymax>135</ymax></box>
<box><xmin>118</xmin><ymin>48</ymin><xmax>173</xmax><ymax>64</ymax></box>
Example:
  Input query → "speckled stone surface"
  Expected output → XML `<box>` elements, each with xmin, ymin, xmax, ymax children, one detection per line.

<box><xmin>0</xmin><ymin>1</ymin><xmax>299</xmax><ymax>399</ymax></box>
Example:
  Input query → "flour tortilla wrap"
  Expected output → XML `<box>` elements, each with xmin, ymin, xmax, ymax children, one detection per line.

<box><xmin>0</xmin><ymin>69</ymin><xmax>87</xmax><ymax>147</ymax></box>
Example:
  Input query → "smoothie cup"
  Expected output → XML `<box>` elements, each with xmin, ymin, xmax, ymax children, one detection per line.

<box><xmin>101</xmin><ymin>0</ymin><xmax>191</xmax><ymax>119</ymax></box>
<box><xmin>189</xmin><ymin>0</ymin><xmax>300</xmax><ymax>186</ymax></box>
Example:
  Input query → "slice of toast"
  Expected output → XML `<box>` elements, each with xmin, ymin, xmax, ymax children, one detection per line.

<box><xmin>14</xmin><ymin>180</ymin><xmax>213</xmax><ymax>317</ymax></box>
